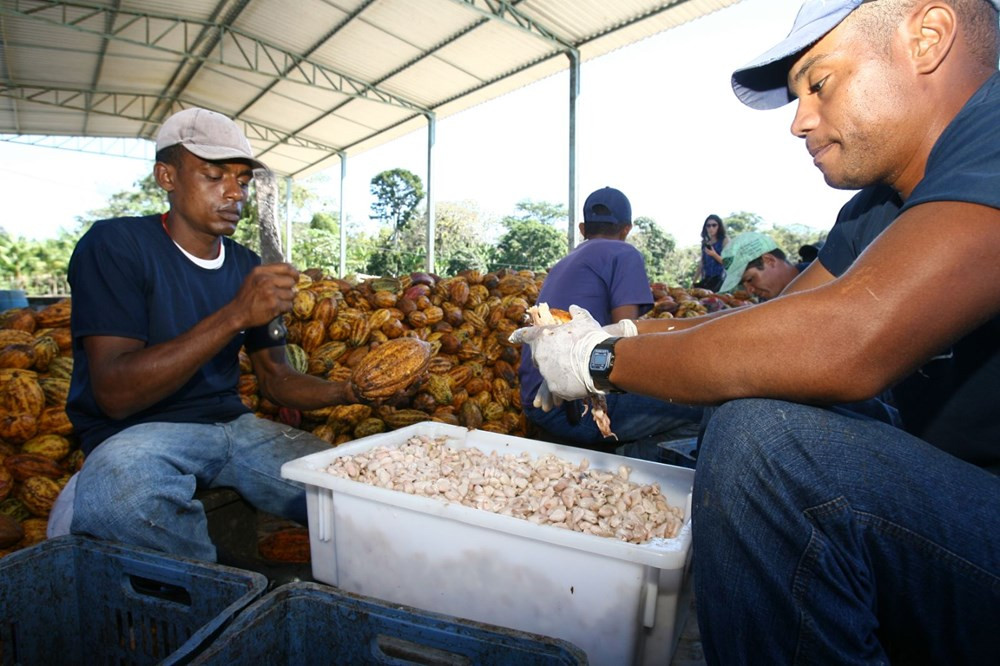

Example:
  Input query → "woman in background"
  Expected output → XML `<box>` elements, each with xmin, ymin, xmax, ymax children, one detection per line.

<box><xmin>694</xmin><ymin>214</ymin><xmax>728</xmax><ymax>292</ymax></box>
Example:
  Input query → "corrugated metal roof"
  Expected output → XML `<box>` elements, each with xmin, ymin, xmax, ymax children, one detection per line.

<box><xmin>0</xmin><ymin>0</ymin><xmax>743</xmax><ymax>177</ymax></box>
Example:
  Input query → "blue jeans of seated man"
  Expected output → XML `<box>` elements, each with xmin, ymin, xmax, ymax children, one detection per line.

<box><xmin>524</xmin><ymin>393</ymin><xmax>702</xmax><ymax>450</ymax></box>
<box><xmin>693</xmin><ymin>399</ymin><xmax>1000</xmax><ymax>665</ymax></box>
<box><xmin>71</xmin><ymin>414</ymin><xmax>329</xmax><ymax>562</ymax></box>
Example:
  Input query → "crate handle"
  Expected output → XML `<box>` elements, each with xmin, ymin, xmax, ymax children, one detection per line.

<box><xmin>372</xmin><ymin>634</ymin><xmax>472</xmax><ymax>665</ymax></box>
<box><xmin>127</xmin><ymin>574</ymin><xmax>193</xmax><ymax>606</ymax></box>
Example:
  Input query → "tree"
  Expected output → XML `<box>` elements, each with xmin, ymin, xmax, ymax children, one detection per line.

<box><xmin>369</xmin><ymin>169</ymin><xmax>424</xmax><ymax>243</ymax></box>
<box><xmin>723</xmin><ymin>211</ymin><xmax>764</xmax><ymax>235</ymax></box>
<box><xmin>630</xmin><ymin>216</ymin><xmax>676</xmax><ymax>282</ymax></box>
<box><xmin>78</xmin><ymin>173</ymin><xmax>167</xmax><ymax>225</ymax></box>
<box><xmin>511</xmin><ymin>199</ymin><xmax>566</xmax><ymax>225</ymax></box>
<box><xmin>491</xmin><ymin>218</ymin><xmax>566</xmax><ymax>272</ymax></box>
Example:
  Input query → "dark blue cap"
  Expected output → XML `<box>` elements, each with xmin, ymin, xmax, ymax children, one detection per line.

<box><xmin>583</xmin><ymin>187</ymin><xmax>631</xmax><ymax>225</ymax></box>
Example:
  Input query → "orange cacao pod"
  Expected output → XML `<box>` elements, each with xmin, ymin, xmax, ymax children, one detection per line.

<box><xmin>0</xmin><ymin>309</ymin><xmax>36</xmax><ymax>333</ymax></box>
<box><xmin>33</xmin><ymin>299</ymin><xmax>71</xmax><ymax>328</ymax></box>
<box><xmin>38</xmin><ymin>377</ymin><xmax>70</xmax><ymax>407</ymax></box>
<box><xmin>311</xmin><ymin>297</ymin><xmax>337</xmax><ymax>327</ymax></box>
<box><xmin>299</xmin><ymin>320</ymin><xmax>327</xmax><ymax>354</ymax></box>
<box><xmin>20</xmin><ymin>434</ymin><xmax>71</xmax><ymax>461</ymax></box>
<box><xmin>0</xmin><ymin>344</ymin><xmax>36</xmax><ymax>370</ymax></box>
<box><xmin>36</xmin><ymin>407</ymin><xmax>73</xmax><ymax>436</ymax></box>
<box><xmin>0</xmin><ymin>414</ymin><xmax>37</xmax><ymax>443</ymax></box>
<box><xmin>46</xmin><ymin>356</ymin><xmax>74</xmax><ymax>380</ymax></box>
<box><xmin>17</xmin><ymin>475</ymin><xmax>61</xmax><ymax>516</ymax></box>
<box><xmin>258</xmin><ymin>528</ymin><xmax>311</xmax><ymax>563</ymax></box>
<box><xmin>350</xmin><ymin>337</ymin><xmax>431</xmax><ymax>401</ymax></box>
<box><xmin>1</xmin><ymin>370</ymin><xmax>45</xmax><ymax>416</ymax></box>
<box><xmin>5</xmin><ymin>453</ymin><xmax>64</xmax><ymax>481</ymax></box>
<box><xmin>0</xmin><ymin>330</ymin><xmax>34</xmax><ymax>347</ymax></box>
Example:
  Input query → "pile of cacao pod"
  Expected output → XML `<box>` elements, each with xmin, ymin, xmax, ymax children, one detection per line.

<box><xmin>0</xmin><ymin>299</ymin><xmax>79</xmax><ymax>558</ymax></box>
<box><xmin>237</xmin><ymin>268</ymin><xmax>539</xmax><ymax>447</ymax></box>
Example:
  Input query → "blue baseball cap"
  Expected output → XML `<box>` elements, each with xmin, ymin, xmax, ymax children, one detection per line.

<box><xmin>583</xmin><ymin>187</ymin><xmax>632</xmax><ymax>224</ymax></box>
<box><xmin>732</xmin><ymin>0</ymin><xmax>1000</xmax><ymax>110</ymax></box>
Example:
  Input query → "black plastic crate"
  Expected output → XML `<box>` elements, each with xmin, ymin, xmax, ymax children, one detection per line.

<box><xmin>0</xmin><ymin>535</ymin><xmax>268</xmax><ymax>666</ymax></box>
<box><xmin>190</xmin><ymin>581</ymin><xmax>587</xmax><ymax>665</ymax></box>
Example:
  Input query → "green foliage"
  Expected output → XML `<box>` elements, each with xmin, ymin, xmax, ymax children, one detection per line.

<box><xmin>364</xmin><ymin>228</ymin><xmax>426</xmax><ymax>277</ymax></box>
<box><xmin>723</xmin><ymin>211</ymin><xmax>763</xmax><ymax>235</ymax></box>
<box><xmin>512</xmin><ymin>199</ymin><xmax>567</xmax><ymax>225</ymax></box>
<box><xmin>370</xmin><ymin>169</ymin><xmax>425</xmax><ymax>242</ymax></box>
<box><xmin>630</xmin><ymin>216</ymin><xmax>676</xmax><ymax>282</ymax></box>
<box><xmin>491</xmin><ymin>217</ymin><xmax>567</xmax><ymax>272</ymax></box>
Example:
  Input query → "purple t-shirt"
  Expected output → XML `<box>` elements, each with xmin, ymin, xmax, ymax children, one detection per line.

<box><xmin>518</xmin><ymin>238</ymin><xmax>653</xmax><ymax>405</ymax></box>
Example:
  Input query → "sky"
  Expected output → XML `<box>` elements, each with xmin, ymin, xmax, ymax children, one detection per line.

<box><xmin>0</xmin><ymin>0</ymin><xmax>855</xmax><ymax>249</ymax></box>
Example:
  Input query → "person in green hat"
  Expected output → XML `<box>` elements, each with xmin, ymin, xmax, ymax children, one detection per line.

<box><xmin>719</xmin><ymin>232</ymin><xmax>808</xmax><ymax>301</ymax></box>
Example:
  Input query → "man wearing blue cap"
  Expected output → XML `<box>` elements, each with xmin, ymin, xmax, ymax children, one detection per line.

<box><xmin>517</xmin><ymin>186</ymin><xmax>701</xmax><ymax>457</ymax></box>
<box><xmin>514</xmin><ymin>1</ymin><xmax>999</xmax><ymax>662</ymax></box>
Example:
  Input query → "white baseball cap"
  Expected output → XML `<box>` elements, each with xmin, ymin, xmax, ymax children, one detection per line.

<box><xmin>155</xmin><ymin>107</ymin><xmax>267</xmax><ymax>170</ymax></box>
<box><xmin>732</xmin><ymin>0</ymin><xmax>1000</xmax><ymax>110</ymax></box>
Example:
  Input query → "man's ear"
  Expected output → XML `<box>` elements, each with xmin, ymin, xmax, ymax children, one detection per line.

<box><xmin>619</xmin><ymin>223</ymin><xmax>633</xmax><ymax>240</ymax></box>
<box><xmin>154</xmin><ymin>161</ymin><xmax>176</xmax><ymax>193</ymax></box>
<box><xmin>908</xmin><ymin>2</ymin><xmax>956</xmax><ymax>74</ymax></box>
<box><xmin>763</xmin><ymin>253</ymin><xmax>779</xmax><ymax>267</ymax></box>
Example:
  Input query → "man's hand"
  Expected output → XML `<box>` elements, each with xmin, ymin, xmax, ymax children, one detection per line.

<box><xmin>232</xmin><ymin>263</ymin><xmax>299</xmax><ymax>329</ymax></box>
<box><xmin>510</xmin><ymin>305</ymin><xmax>612</xmax><ymax>405</ymax></box>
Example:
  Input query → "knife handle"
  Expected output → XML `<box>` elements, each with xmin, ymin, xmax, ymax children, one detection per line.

<box><xmin>267</xmin><ymin>315</ymin><xmax>287</xmax><ymax>341</ymax></box>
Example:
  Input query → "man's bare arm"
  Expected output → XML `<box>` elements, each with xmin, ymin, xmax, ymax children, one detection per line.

<box><xmin>251</xmin><ymin>345</ymin><xmax>356</xmax><ymax>409</ymax></box>
<box><xmin>610</xmin><ymin>201</ymin><xmax>1000</xmax><ymax>405</ymax></box>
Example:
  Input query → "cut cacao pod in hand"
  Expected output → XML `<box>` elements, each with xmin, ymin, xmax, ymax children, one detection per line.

<box><xmin>350</xmin><ymin>337</ymin><xmax>432</xmax><ymax>401</ymax></box>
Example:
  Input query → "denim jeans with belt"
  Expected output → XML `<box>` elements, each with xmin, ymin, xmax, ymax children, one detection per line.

<box><xmin>693</xmin><ymin>399</ymin><xmax>1000</xmax><ymax>664</ymax></box>
<box><xmin>70</xmin><ymin>414</ymin><xmax>329</xmax><ymax>561</ymax></box>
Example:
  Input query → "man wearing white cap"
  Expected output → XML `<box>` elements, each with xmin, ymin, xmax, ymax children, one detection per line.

<box><xmin>513</xmin><ymin>1</ymin><xmax>999</xmax><ymax>661</ymax></box>
<box><xmin>60</xmin><ymin>108</ymin><xmax>359</xmax><ymax>562</ymax></box>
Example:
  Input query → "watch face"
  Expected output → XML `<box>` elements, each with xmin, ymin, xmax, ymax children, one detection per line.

<box><xmin>589</xmin><ymin>347</ymin><xmax>613</xmax><ymax>373</ymax></box>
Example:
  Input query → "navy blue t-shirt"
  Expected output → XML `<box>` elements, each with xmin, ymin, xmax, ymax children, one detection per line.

<box><xmin>817</xmin><ymin>72</ymin><xmax>1000</xmax><ymax>470</ymax></box>
<box><xmin>67</xmin><ymin>214</ymin><xmax>280</xmax><ymax>454</ymax></box>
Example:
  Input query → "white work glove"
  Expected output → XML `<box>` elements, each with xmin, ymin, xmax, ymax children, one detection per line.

<box><xmin>602</xmin><ymin>318</ymin><xmax>638</xmax><ymax>338</ymax></box>
<box><xmin>509</xmin><ymin>305</ymin><xmax>612</xmax><ymax>409</ymax></box>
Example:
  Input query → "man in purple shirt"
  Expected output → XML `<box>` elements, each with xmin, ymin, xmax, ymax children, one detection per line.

<box><xmin>518</xmin><ymin>187</ymin><xmax>701</xmax><ymax>458</ymax></box>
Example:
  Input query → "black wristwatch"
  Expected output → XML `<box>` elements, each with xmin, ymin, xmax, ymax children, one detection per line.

<box><xmin>589</xmin><ymin>336</ymin><xmax>625</xmax><ymax>394</ymax></box>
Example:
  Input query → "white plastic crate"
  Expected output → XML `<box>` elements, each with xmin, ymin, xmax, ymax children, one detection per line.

<box><xmin>282</xmin><ymin>422</ymin><xmax>695</xmax><ymax>666</ymax></box>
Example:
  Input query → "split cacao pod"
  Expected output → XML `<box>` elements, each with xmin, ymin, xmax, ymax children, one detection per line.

<box><xmin>350</xmin><ymin>337</ymin><xmax>431</xmax><ymax>401</ymax></box>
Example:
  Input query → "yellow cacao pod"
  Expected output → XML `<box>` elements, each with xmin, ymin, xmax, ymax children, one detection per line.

<box><xmin>16</xmin><ymin>475</ymin><xmax>62</xmax><ymax>516</ymax></box>
<box><xmin>1</xmin><ymin>370</ymin><xmax>45</xmax><ymax>416</ymax></box>
<box><xmin>20</xmin><ymin>434</ymin><xmax>71</xmax><ymax>461</ymax></box>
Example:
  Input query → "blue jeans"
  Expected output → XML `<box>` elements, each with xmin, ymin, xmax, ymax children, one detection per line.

<box><xmin>524</xmin><ymin>393</ymin><xmax>702</xmax><ymax>448</ymax></box>
<box><xmin>693</xmin><ymin>399</ymin><xmax>1000</xmax><ymax>665</ymax></box>
<box><xmin>71</xmin><ymin>414</ymin><xmax>329</xmax><ymax>561</ymax></box>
